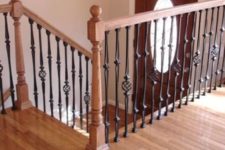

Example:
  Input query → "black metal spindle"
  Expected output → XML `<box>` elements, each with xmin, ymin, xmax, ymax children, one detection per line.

<box><xmin>114</xmin><ymin>28</ymin><xmax>121</xmax><ymax>142</ymax></box>
<box><xmin>29</xmin><ymin>18</ymin><xmax>38</xmax><ymax>108</ymax></box>
<box><xmin>84</xmin><ymin>57</ymin><xmax>90</xmax><ymax>132</ymax></box>
<box><xmin>0</xmin><ymin>62</ymin><xmax>6</xmax><ymax>114</ymax></box>
<box><xmin>56</xmin><ymin>36</ymin><xmax>62</xmax><ymax>121</ymax></box>
<box><xmin>104</xmin><ymin>31</ymin><xmax>110</xmax><ymax>143</ymax></box>
<box><xmin>37</xmin><ymin>24</ymin><xmax>46</xmax><ymax>113</ymax></box>
<box><xmin>172</xmin><ymin>15</ymin><xmax>183</xmax><ymax>112</ymax></box>
<box><xmin>78</xmin><ymin>52</ymin><xmax>83</xmax><ymax>129</ymax></box>
<box><xmin>46</xmin><ymin>30</ymin><xmax>54</xmax><ymax>117</ymax></box>
<box><xmin>71</xmin><ymin>47</ymin><xmax>76</xmax><ymax>128</ymax></box>
<box><xmin>158</xmin><ymin>18</ymin><xmax>166</xmax><ymax>119</ymax></box>
<box><xmin>133</xmin><ymin>24</ymin><xmax>140</xmax><ymax>129</ymax></box>
<box><xmin>3</xmin><ymin>13</ymin><xmax>16</xmax><ymax>110</ymax></box>
<box><xmin>63</xmin><ymin>42</ymin><xmax>70</xmax><ymax>125</ymax></box>
<box><xmin>122</xmin><ymin>26</ymin><xmax>132</xmax><ymax>137</ymax></box>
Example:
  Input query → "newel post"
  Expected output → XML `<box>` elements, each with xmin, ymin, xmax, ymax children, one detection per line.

<box><xmin>10</xmin><ymin>0</ymin><xmax>32</xmax><ymax>110</ymax></box>
<box><xmin>86</xmin><ymin>5</ymin><xmax>109</xmax><ymax>150</ymax></box>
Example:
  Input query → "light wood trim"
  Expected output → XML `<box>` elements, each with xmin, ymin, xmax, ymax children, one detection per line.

<box><xmin>104</xmin><ymin>0</ymin><xmax>225</xmax><ymax>31</ymax></box>
<box><xmin>0</xmin><ymin>4</ymin><xmax>12</xmax><ymax>13</ymax></box>
<box><xmin>23</xmin><ymin>6</ymin><xmax>92</xmax><ymax>59</ymax></box>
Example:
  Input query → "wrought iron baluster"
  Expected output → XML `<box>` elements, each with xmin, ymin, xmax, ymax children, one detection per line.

<box><xmin>172</xmin><ymin>15</ymin><xmax>183</xmax><ymax>112</ymax></box>
<box><xmin>179</xmin><ymin>13</ymin><xmax>190</xmax><ymax>108</ymax></box>
<box><xmin>3</xmin><ymin>13</ymin><xmax>16</xmax><ymax>110</ymax></box>
<box><xmin>46</xmin><ymin>30</ymin><xmax>54</xmax><ymax>117</ymax></box>
<box><xmin>158</xmin><ymin>18</ymin><xmax>166</xmax><ymax>119</ymax></box>
<box><xmin>56</xmin><ymin>36</ymin><xmax>62</xmax><ymax>121</ymax></box>
<box><xmin>29</xmin><ymin>18</ymin><xmax>38</xmax><ymax>108</ymax></box>
<box><xmin>78</xmin><ymin>52</ymin><xmax>83</xmax><ymax>129</ymax></box>
<box><xmin>114</xmin><ymin>28</ymin><xmax>121</xmax><ymax>142</ymax></box>
<box><xmin>133</xmin><ymin>24</ymin><xmax>140</xmax><ymax>129</ymax></box>
<box><xmin>104</xmin><ymin>31</ymin><xmax>110</xmax><ymax>143</ymax></box>
<box><xmin>122</xmin><ymin>26</ymin><xmax>132</xmax><ymax>137</ymax></box>
<box><xmin>165</xmin><ymin>16</ymin><xmax>174</xmax><ymax>116</ymax></box>
<box><xmin>198</xmin><ymin>9</ymin><xmax>209</xmax><ymax>97</ymax></box>
<box><xmin>84</xmin><ymin>57</ymin><xmax>90</xmax><ymax>132</ymax></box>
<box><xmin>37</xmin><ymin>24</ymin><xmax>46</xmax><ymax>113</ymax></box>
<box><xmin>186</xmin><ymin>12</ymin><xmax>197</xmax><ymax>105</ymax></box>
<box><xmin>71</xmin><ymin>47</ymin><xmax>76</xmax><ymax>128</ymax></box>
<box><xmin>220</xmin><ymin>7</ymin><xmax>225</xmax><ymax>87</ymax></box>
<box><xmin>0</xmin><ymin>62</ymin><xmax>6</xmax><ymax>114</ymax></box>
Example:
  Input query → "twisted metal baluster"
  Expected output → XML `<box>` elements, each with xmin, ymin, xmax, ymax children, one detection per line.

<box><xmin>158</xmin><ymin>18</ymin><xmax>166</xmax><ymax>120</ymax></box>
<box><xmin>46</xmin><ymin>30</ymin><xmax>54</xmax><ymax>117</ymax></box>
<box><xmin>71</xmin><ymin>47</ymin><xmax>76</xmax><ymax>128</ymax></box>
<box><xmin>165</xmin><ymin>16</ymin><xmax>174</xmax><ymax>116</ymax></box>
<box><xmin>198</xmin><ymin>9</ymin><xmax>209</xmax><ymax>97</ymax></box>
<box><xmin>84</xmin><ymin>57</ymin><xmax>90</xmax><ymax>132</ymax></box>
<box><xmin>141</xmin><ymin>23</ymin><xmax>150</xmax><ymax>127</ymax></box>
<box><xmin>172</xmin><ymin>15</ymin><xmax>183</xmax><ymax>112</ymax></box>
<box><xmin>37</xmin><ymin>24</ymin><xmax>46</xmax><ymax>112</ymax></box>
<box><xmin>29</xmin><ymin>18</ymin><xmax>38</xmax><ymax>108</ymax></box>
<box><xmin>104</xmin><ymin>31</ymin><xmax>110</xmax><ymax>143</ymax></box>
<box><xmin>133</xmin><ymin>24</ymin><xmax>140</xmax><ymax>130</ymax></box>
<box><xmin>192</xmin><ymin>10</ymin><xmax>202</xmax><ymax>101</ymax></box>
<box><xmin>122</xmin><ymin>26</ymin><xmax>132</xmax><ymax>137</ymax></box>
<box><xmin>0</xmin><ymin>62</ymin><xmax>6</xmax><ymax>114</ymax></box>
<box><xmin>63</xmin><ymin>42</ymin><xmax>70</xmax><ymax>125</ymax></box>
<box><xmin>186</xmin><ymin>12</ymin><xmax>197</xmax><ymax>105</ymax></box>
<box><xmin>114</xmin><ymin>28</ymin><xmax>121</xmax><ymax>142</ymax></box>
<box><xmin>179</xmin><ymin>13</ymin><xmax>190</xmax><ymax>108</ymax></box>
<box><xmin>78</xmin><ymin>52</ymin><xmax>83</xmax><ymax>129</ymax></box>
<box><xmin>204</xmin><ymin>8</ymin><xmax>216</xmax><ymax>94</ymax></box>
<box><xmin>149</xmin><ymin>20</ymin><xmax>159</xmax><ymax>124</ymax></box>
<box><xmin>3</xmin><ymin>13</ymin><xmax>16</xmax><ymax>110</ymax></box>
<box><xmin>56</xmin><ymin>36</ymin><xmax>62</xmax><ymax>121</ymax></box>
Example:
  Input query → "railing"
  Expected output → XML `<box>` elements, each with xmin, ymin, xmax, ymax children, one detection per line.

<box><xmin>87</xmin><ymin>0</ymin><xmax>225</xmax><ymax>149</ymax></box>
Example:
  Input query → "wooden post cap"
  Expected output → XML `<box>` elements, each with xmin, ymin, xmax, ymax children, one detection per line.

<box><xmin>90</xmin><ymin>5</ymin><xmax>102</xmax><ymax>18</ymax></box>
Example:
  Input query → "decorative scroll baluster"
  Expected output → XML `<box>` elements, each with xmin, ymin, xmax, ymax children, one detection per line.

<box><xmin>133</xmin><ymin>24</ymin><xmax>140</xmax><ymax>130</ymax></box>
<box><xmin>204</xmin><ymin>8</ymin><xmax>215</xmax><ymax>94</ymax></box>
<box><xmin>46</xmin><ymin>30</ymin><xmax>54</xmax><ymax>117</ymax></box>
<box><xmin>78</xmin><ymin>52</ymin><xmax>83</xmax><ymax>129</ymax></box>
<box><xmin>158</xmin><ymin>18</ymin><xmax>166</xmax><ymax>119</ymax></box>
<box><xmin>63</xmin><ymin>42</ymin><xmax>70</xmax><ymax>125</ymax></box>
<box><xmin>114</xmin><ymin>28</ymin><xmax>121</xmax><ymax>142</ymax></box>
<box><xmin>179</xmin><ymin>13</ymin><xmax>190</xmax><ymax>108</ymax></box>
<box><xmin>192</xmin><ymin>10</ymin><xmax>202</xmax><ymax>101</ymax></box>
<box><xmin>141</xmin><ymin>23</ymin><xmax>149</xmax><ymax>127</ymax></box>
<box><xmin>149</xmin><ymin>20</ymin><xmax>159</xmax><ymax>124</ymax></box>
<box><xmin>0</xmin><ymin>62</ymin><xmax>6</xmax><ymax>114</ymax></box>
<box><xmin>37</xmin><ymin>24</ymin><xmax>46</xmax><ymax>112</ymax></box>
<box><xmin>172</xmin><ymin>15</ymin><xmax>183</xmax><ymax>112</ymax></box>
<box><xmin>198</xmin><ymin>9</ymin><xmax>209</xmax><ymax>97</ymax></box>
<box><xmin>29</xmin><ymin>18</ymin><xmax>38</xmax><ymax>108</ymax></box>
<box><xmin>165</xmin><ymin>16</ymin><xmax>174</xmax><ymax>116</ymax></box>
<box><xmin>3</xmin><ymin>13</ymin><xmax>16</xmax><ymax>110</ymax></box>
<box><xmin>216</xmin><ymin>7</ymin><xmax>225</xmax><ymax>88</ymax></box>
<box><xmin>56</xmin><ymin>37</ymin><xmax>62</xmax><ymax>121</ymax></box>
<box><xmin>71</xmin><ymin>47</ymin><xmax>76</xmax><ymax>128</ymax></box>
<box><xmin>84</xmin><ymin>57</ymin><xmax>90</xmax><ymax>132</ymax></box>
<box><xmin>122</xmin><ymin>26</ymin><xmax>132</xmax><ymax>137</ymax></box>
<box><xmin>104</xmin><ymin>31</ymin><xmax>110</xmax><ymax>143</ymax></box>
<box><xmin>209</xmin><ymin>7</ymin><xmax>220</xmax><ymax>92</ymax></box>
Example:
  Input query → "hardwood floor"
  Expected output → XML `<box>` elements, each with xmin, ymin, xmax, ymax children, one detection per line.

<box><xmin>109</xmin><ymin>88</ymin><xmax>225</xmax><ymax>150</ymax></box>
<box><xmin>0</xmin><ymin>108</ymin><xmax>88</xmax><ymax>150</ymax></box>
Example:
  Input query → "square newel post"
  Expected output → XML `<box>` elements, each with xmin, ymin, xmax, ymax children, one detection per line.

<box><xmin>10</xmin><ymin>0</ymin><xmax>32</xmax><ymax>110</ymax></box>
<box><xmin>86</xmin><ymin>5</ymin><xmax>109</xmax><ymax>150</ymax></box>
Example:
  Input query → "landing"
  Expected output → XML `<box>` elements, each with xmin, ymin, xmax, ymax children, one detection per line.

<box><xmin>0</xmin><ymin>108</ymin><xmax>88</xmax><ymax>150</ymax></box>
<box><xmin>109</xmin><ymin>88</ymin><xmax>225</xmax><ymax>150</ymax></box>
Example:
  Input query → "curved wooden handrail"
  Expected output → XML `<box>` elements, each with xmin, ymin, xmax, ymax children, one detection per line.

<box><xmin>0</xmin><ymin>4</ymin><xmax>12</xmax><ymax>13</ymax></box>
<box><xmin>104</xmin><ymin>0</ymin><xmax>225</xmax><ymax>31</ymax></box>
<box><xmin>23</xmin><ymin>6</ymin><xmax>92</xmax><ymax>59</ymax></box>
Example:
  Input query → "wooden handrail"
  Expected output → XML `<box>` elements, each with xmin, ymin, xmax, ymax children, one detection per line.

<box><xmin>23</xmin><ymin>6</ymin><xmax>92</xmax><ymax>59</ymax></box>
<box><xmin>0</xmin><ymin>4</ymin><xmax>12</xmax><ymax>13</ymax></box>
<box><xmin>104</xmin><ymin>0</ymin><xmax>225</xmax><ymax>31</ymax></box>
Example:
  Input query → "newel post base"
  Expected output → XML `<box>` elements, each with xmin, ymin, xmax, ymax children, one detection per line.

<box><xmin>86</xmin><ymin>5</ymin><xmax>109</xmax><ymax>150</ymax></box>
